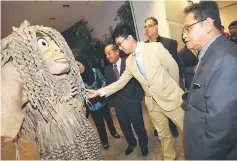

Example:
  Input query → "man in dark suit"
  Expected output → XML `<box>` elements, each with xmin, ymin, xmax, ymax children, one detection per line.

<box><xmin>144</xmin><ymin>17</ymin><xmax>180</xmax><ymax>69</ymax></box>
<box><xmin>182</xmin><ymin>1</ymin><xmax>237</xmax><ymax>159</ymax></box>
<box><xmin>144</xmin><ymin>16</ymin><xmax>179</xmax><ymax>137</ymax></box>
<box><xmin>178</xmin><ymin>46</ymin><xmax>198</xmax><ymax>90</ymax></box>
<box><xmin>104</xmin><ymin>44</ymin><xmax>148</xmax><ymax>156</ymax></box>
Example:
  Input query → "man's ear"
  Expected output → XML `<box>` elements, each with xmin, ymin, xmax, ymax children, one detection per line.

<box><xmin>116</xmin><ymin>49</ymin><xmax>120</xmax><ymax>55</ymax></box>
<box><xmin>127</xmin><ymin>35</ymin><xmax>133</xmax><ymax>42</ymax></box>
<box><xmin>205</xmin><ymin>17</ymin><xmax>215</xmax><ymax>33</ymax></box>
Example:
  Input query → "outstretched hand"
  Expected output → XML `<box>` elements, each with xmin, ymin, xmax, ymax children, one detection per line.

<box><xmin>86</xmin><ymin>89</ymin><xmax>99</xmax><ymax>99</ymax></box>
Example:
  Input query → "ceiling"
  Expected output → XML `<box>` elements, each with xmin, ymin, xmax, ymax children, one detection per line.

<box><xmin>1</xmin><ymin>1</ymin><xmax>236</xmax><ymax>39</ymax></box>
<box><xmin>1</xmin><ymin>1</ymin><xmax>106</xmax><ymax>39</ymax></box>
<box><xmin>217</xmin><ymin>1</ymin><xmax>237</xmax><ymax>8</ymax></box>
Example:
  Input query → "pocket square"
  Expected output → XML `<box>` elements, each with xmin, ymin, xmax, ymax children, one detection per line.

<box><xmin>193</xmin><ymin>83</ymin><xmax>202</xmax><ymax>89</ymax></box>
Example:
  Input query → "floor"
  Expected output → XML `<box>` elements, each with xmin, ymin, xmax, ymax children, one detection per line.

<box><xmin>1</xmin><ymin>101</ymin><xmax>184</xmax><ymax>160</ymax></box>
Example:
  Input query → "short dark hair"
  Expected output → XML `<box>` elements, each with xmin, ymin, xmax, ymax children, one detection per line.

<box><xmin>184</xmin><ymin>1</ymin><xmax>221</xmax><ymax>30</ymax></box>
<box><xmin>144</xmin><ymin>17</ymin><xmax>158</xmax><ymax>25</ymax></box>
<box><xmin>112</xmin><ymin>24</ymin><xmax>137</xmax><ymax>42</ymax></box>
<box><xmin>228</xmin><ymin>20</ymin><xmax>237</xmax><ymax>29</ymax></box>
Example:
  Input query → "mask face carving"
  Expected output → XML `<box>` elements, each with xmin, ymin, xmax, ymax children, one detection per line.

<box><xmin>36</xmin><ymin>32</ymin><xmax>70</xmax><ymax>75</ymax></box>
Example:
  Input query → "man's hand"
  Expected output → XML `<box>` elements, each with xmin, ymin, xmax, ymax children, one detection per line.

<box><xmin>86</xmin><ymin>89</ymin><xmax>99</xmax><ymax>99</ymax></box>
<box><xmin>194</xmin><ymin>65</ymin><xmax>197</xmax><ymax>72</ymax></box>
<box><xmin>101</xmin><ymin>83</ymin><xmax>106</xmax><ymax>88</ymax></box>
<box><xmin>3</xmin><ymin>137</ymin><xmax>14</xmax><ymax>142</ymax></box>
<box><xmin>109</xmin><ymin>107</ymin><xmax>116</xmax><ymax>116</ymax></box>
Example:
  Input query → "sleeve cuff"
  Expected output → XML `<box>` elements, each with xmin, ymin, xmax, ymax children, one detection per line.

<box><xmin>98</xmin><ymin>89</ymin><xmax>106</xmax><ymax>97</ymax></box>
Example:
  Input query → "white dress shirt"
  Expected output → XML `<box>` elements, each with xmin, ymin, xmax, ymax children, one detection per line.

<box><xmin>133</xmin><ymin>42</ymin><xmax>147</xmax><ymax>79</ymax></box>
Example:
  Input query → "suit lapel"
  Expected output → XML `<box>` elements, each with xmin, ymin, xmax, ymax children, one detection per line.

<box><xmin>187</xmin><ymin>37</ymin><xmax>218</xmax><ymax>102</ymax></box>
<box><xmin>120</xmin><ymin>57</ymin><xmax>126</xmax><ymax>75</ymax></box>
<box><xmin>192</xmin><ymin>59</ymin><xmax>205</xmax><ymax>82</ymax></box>
<box><xmin>130</xmin><ymin>53</ymin><xmax>148</xmax><ymax>85</ymax></box>
<box><xmin>192</xmin><ymin>38</ymin><xmax>216</xmax><ymax>83</ymax></box>
<box><xmin>186</xmin><ymin>58</ymin><xmax>206</xmax><ymax>102</ymax></box>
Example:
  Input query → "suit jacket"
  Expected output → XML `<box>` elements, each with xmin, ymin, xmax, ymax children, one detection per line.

<box><xmin>102</xmin><ymin>42</ymin><xmax>184</xmax><ymax>112</ymax></box>
<box><xmin>178</xmin><ymin>46</ymin><xmax>198</xmax><ymax>89</ymax></box>
<box><xmin>104</xmin><ymin>57</ymin><xmax>144</xmax><ymax>107</ymax></box>
<box><xmin>178</xmin><ymin>46</ymin><xmax>198</xmax><ymax>67</ymax></box>
<box><xmin>145</xmin><ymin>36</ymin><xmax>179</xmax><ymax>68</ymax></box>
<box><xmin>183</xmin><ymin>35</ymin><xmax>237</xmax><ymax>159</ymax></box>
<box><xmin>229</xmin><ymin>36</ymin><xmax>237</xmax><ymax>45</ymax></box>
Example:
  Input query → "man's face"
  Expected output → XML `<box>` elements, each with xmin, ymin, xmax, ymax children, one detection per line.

<box><xmin>104</xmin><ymin>46</ymin><xmax>119</xmax><ymax>64</ymax></box>
<box><xmin>182</xmin><ymin>13</ymin><xmax>207</xmax><ymax>50</ymax></box>
<box><xmin>115</xmin><ymin>36</ymin><xmax>132</xmax><ymax>54</ymax></box>
<box><xmin>229</xmin><ymin>25</ymin><xmax>237</xmax><ymax>37</ymax></box>
<box><xmin>221</xmin><ymin>26</ymin><xmax>225</xmax><ymax>33</ymax></box>
<box><xmin>145</xmin><ymin>19</ymin><xmax>158</xmax><ymax>38</ymax></box>
<box><xmin>37</xmin><ymin>32</ymin><xmax>70</xmax><ymax>75</ymax></box>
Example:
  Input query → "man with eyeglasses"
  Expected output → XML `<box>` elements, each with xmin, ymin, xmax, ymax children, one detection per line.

<box><xmin>144</xmin><ymin>16</ymin><xmax>180</xmax><ymax>139</ymax></box>
<box><xmin>103</xmin><ymin>44</ymin><xmax>148</xmax><ymax>156</ymax></box>
<box><xmin>87</xmin><ymin>24</ymin><xmax>184</xmax><ymax>160</ymax></box>
<box><xmin>144</xmin><ymin>17</ymin><xmax>180</xmax><ymax>69</ymax></box>
<box><xmin>182</xmin><ymin>1</ymin><xmax>237</xmax><ymax>159</ymax></box>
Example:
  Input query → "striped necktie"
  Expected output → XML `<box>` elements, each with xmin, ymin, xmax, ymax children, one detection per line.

<box><xmin>113</xmin><ymin>64</ymin><xmax>120</xmax><ymax>80</ymax></box>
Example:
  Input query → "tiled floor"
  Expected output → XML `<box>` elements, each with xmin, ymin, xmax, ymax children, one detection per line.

<box><xmin>1</xmin><ymin>101</ymin><xmax>184</xmax><ymax>160</ymax></box>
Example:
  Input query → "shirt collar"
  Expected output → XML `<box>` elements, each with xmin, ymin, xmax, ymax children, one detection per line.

<box><xmin>149</xmin><ymin>35</ymin><xmax>160</xmax><ymax>42</ymax></box>
<box><xmin>114</xmin><ymin>58</ymin><xmax>121</xmax><ymax>71</ymax></box>
<box><xmin>198</xmin><ymin>34</ymin><xmax>221</xmax><ymax>60</ymax></box>
<box><xmin>133</xmin><ymin>42</ymin><xmax>142</xmax><ymax>56</ymax></box>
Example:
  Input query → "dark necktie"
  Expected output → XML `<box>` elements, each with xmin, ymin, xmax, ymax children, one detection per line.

<box><xmin>113</xmin><ymin>64</ymin><xmax>120</xmax><ymax>80</ymax></box>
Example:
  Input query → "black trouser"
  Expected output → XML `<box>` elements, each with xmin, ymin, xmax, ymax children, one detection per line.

<box><xmin>90</xmin><ymin>104</ymin><xmax>117</xmax><ymax>145</ymax></box>
<box><xmin>114</xmin><ymin>99</ymin><xmax>148</xmax><ymax>148</ymax></box>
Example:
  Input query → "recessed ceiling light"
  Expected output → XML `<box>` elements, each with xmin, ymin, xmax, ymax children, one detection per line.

<box><xmin>63</xmin><ymin>4</ymin><xmax>70</xmax><ymax>8</ymax></box>
<box><xmin>86</xmin><ymin>1</ymin><xmax>105</xmax><ymax>7</ymax></box>
<box><xmin>49</xmin><ymin>18</ymin><xmax>56</xmax><ymax>21</ymax></box>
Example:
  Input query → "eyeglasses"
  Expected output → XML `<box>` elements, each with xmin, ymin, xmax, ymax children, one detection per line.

<box><xmin>183</xmin><ymin>18</ymin><xmax>206</xmax><ymax>34</ymax></box>
<box><xmin>116</xmin><ymin>37</ymin><xmax>127</xmax><ymax>48</ymax></box>
<box><xmin>144</xmin><ymin>24</ymin><xmax>157</xmax><ymax>29</ymax></box>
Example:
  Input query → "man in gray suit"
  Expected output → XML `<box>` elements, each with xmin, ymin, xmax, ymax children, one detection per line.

<box><xmin>182</xmin><ymin>1</ymin><xmax>237</xmax><ymax>159</ymax></box>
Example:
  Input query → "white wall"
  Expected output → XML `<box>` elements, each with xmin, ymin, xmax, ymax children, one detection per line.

<box><xmin>131</xmin><ymin>0</ymin><xmax>188</xmax><ymax>50</ymax></box>
<box><xmin>220</xmin><ymin>4</ymin><xmax>237</xmax><ymax>33</ymax></box>
<box><xmin>131</xmin><ymin>1</ymin><xmax>169</xmax><ymax>42</ymax></box>
<box><xmin>164</xmin><ymin>1</ymin><xmax>188</xmax><ymax>50</ymax></box>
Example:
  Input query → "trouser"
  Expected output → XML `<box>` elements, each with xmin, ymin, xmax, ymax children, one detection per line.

<box><xmin>154</xmin><ymin>119</ymin><xmax>179</xmax><ymax>137</ymax></box>
<box><xmin>90</xmin><ymin>105</ymin><xmax>117</xmax><ymax>145</ymax></box>
<box><xmin>147</xmin><ymin>99</ymin><xmax>184</xmax><ymax>160</ymax></box>
<box><xmin>115</xmin><ymin>99</ymin><xmax>148</xmax><ymax>148</ymax></box>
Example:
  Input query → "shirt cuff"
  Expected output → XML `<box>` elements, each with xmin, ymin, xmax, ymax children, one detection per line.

<box><xmin>98</xmin><ymin>89</ymin><xmax>106</xmax><ymax>97</ymax></box>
